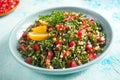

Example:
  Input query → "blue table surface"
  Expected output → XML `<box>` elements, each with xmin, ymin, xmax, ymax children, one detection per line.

<box><xmin>0</xmin><ymin>0</ymin><xmax>120</xmax><ymax>80</ymax></box>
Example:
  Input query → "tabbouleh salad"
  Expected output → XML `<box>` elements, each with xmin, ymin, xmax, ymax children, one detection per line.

<box><xmin>18</xmin><ymin>11</ymin><xmax>106</xmax><ymax>69</ymax></box>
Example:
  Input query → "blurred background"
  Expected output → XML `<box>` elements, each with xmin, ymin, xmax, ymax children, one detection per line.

<box><xmin>0</xmin><ymin>0</ymin><xmax>120</xmax><ymax>80</ymax></box>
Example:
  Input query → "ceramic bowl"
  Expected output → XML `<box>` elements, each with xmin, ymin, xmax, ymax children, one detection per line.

<box><xmin>9</xmin><ymin>7</ymin><xmax>113</xmax><ymax>75</ymax></box>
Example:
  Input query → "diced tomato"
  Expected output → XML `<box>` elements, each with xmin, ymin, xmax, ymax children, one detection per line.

<box><xmin>91</xmin><ymin>20</ymin><xmax>95</xmax><ymax>25</ymax></box>
<box><xmin>57</xmin><ymin>24</ymin><xmax>64</xmax><ymax>31</ymax></box>
<box><xmin>55</xmin><ymin>40</ymin><xmax>62</xmax><ymax>45</ymax></box>
<box><xmin>98</xmin><ymin>37</ymin><xmax>105</xmax><ymax>42</ymax></box>
<box><xmin>22</xmin><ymin>33</ymin><xmax>27</xmax><ymax>38</ymax></box>
<box><xmin>67</xmin><ymin>60</ymin><xmax>77</xmax><ymax>68</ymax></box>
<box><xmin>72</xmin><ymin>15</ymin><xmax>77</xmax><ymax>19</ymax></box>
<box><xmin>67</xmin><ymin>60</ymin><xmax>72</xmax><ymax>67</ymax></box>
<box><xmin>61</xmin><ymin>51</ymin><xmax>71</xmax><ymax>58</ymax></box>
<box><xmin>72</xmin><ymin>12</ymin><xmax>77</xmax><ymax>19</ymax></box>
<box><xmin>33</xmin><ymin>44</ymin><xmax>40</xmax><ymax>51</ymax></box>
<box><xmin>63</xmin><ymin>16</ymin><xmax>71</xmax><ymax>21</ymax></box>
<box><xmin>77</xmin><ymin>30</ymin><xmax>82</xmax><ymax>37</ymax></box>
<box><xmin>19</xmin><ymin>44</ymin><xmax>25</xmax><ymax>51</ymax></box>
<box><xmin>89</xmin><ymin>53</ymin><xmax>97</xmax><ymax>60</ymax></box>
<box><xmin>48</xmin><ymin>51</ymin><xmax>54</xmax><ymax>59</ymax></box>
<box><xmin>77</xmin><ymin>29</ymin><xmax>86</xmax><ymax>37</ymax></box>
<box><xmin>25</xmin><ymin>57</ymin><xmax>32</xmax><ymax>64</ymax></box>
<box><xmin>83</xmin><ymin>19</ymin><xmax>87</xmax><ymax>24</ymax></box>
<box><xmin>86</xmin><ymin>44</ymin><xmax>92</xmax><ymax>50</ymax></box>
<box><xmin>70</xmin><ymin>60</ymin><xmax>77</xmax><ymax>67</ymax></box>
<box><xmin>81</xmin><ymin>26</ymin><xmax>86</xmax><ymax>29</ymax></box>
<box><xmin>69</xmin><ymin>41</ymin><xmax>76</xmax><ymax>47</ymax></box>
<box><xmin>64</xmin><ymin>51</ymin><xmax>71</xmax><ymax>56</ymax></box>
<box><xmin>22</xmin><ymin>32</ymin><xmax>27</xmax><ymax>40</ymax></box>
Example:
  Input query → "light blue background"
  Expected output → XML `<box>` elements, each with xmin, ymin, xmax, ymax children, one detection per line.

<box><xmin>0</xmin><ymin>0</ymin><xmax>120</xmax><ymax>80</ymax></box>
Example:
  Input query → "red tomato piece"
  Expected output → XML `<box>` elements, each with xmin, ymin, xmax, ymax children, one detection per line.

<box><xmin>89</xmin><ymin>53</ymin><xmax>97</xmax><ymax>60</ymax></box>
<box><xmin>48</xmin><ymin>51</ymin><xmax>54</xmax><ymax>59</ymax></box>
<box><xmin>25</xmin><ymin>57</ymin><xmax>32</xmax><ymax>64</ymax></box>
<box><xmin>33</xmin><ymin>44</ymin><xmax>40</xmax><ymax>51</ymax></box>
<box><xmin>55</xmin><ymin>40</ymin><xmax>62</xmax><ymax>45</ymax></box>
<box><xmin>69</xmin><ymin>41</ymin><xmax>76</xmax><ymax>47</ymax></box>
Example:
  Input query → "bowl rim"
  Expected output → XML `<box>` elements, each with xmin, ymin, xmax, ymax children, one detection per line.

<box><xmin>8</xmin><ymin>6</ymin><xmax>113</xmax><ymax>74</ymax></box>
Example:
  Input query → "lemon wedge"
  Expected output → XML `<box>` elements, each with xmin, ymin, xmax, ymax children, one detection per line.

<box><xmin>32</xmin><ymin>26</ymin><xmax>47</xmax><ymax>33</ymax></box>
<box><xmin>38</xmin><ymin>20</ymin><xmax>48</xmax><ymax>26</ymax></box>
<box><xmin>29</xmin><ymin>21</ymin><xmax>49</xmax><ymax>41</ymax></box>
<box><xmin>28</xmin><ymin>32</ymin><xmax>49</xmax><ymax>41</ymax></box>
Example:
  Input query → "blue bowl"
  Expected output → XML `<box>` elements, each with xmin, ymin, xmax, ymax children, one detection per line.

<box><xmin>9</xmin><ymin>7</ymin><xmax>113</xmax><ymax>75</ymax></box>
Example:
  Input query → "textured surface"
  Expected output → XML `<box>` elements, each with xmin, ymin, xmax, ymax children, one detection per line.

<box><xmin>0</xmin><ymin>0</ymin><xmax>120</xmax><ymax>80</ymax></box>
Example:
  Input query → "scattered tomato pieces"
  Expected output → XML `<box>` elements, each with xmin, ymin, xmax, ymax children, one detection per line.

<box><xmin>18</xmin><ymin>11</ymin><xmax>106</xmax><ymax>69</ymax></box>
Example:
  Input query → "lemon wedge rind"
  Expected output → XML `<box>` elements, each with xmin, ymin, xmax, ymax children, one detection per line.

<box><xmin>28</xmin><ymin>32</ymin><xmax>49</xmax><ymax>41</ymax></box>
